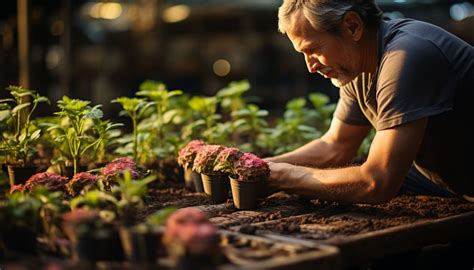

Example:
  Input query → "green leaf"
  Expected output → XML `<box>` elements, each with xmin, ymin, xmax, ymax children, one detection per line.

<box><xmin>0</xmin><ymin>109</ymin><xmax>11</xmax><ymax>122</ymax></box>
<box><xmin>11</xmin><ymin>103</ymin><xmax>31</xmax><ymax>115</ymax></box>
<box><xmin>309</xmin><ymin>93</ymin><xmax>330</xmax><ymax>109</ymax></box>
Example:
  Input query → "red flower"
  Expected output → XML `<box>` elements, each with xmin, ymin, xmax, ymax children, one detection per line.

<box><xmin>66</xmin><ymin>172</ymin><xmax>99</xmax><ymax>196</ymax></box>
<box><xmin>163</xmin><ymin>207</ymin><xmax>217</xmax><ymax>256</ymax></box>
<box><xmin>192</xmin><ymin>145</ymin><xmax>225</xmax><ymax>174</ymax></box>
<box><xmin>234</xmin><ymin>153</ymin><xmax>270</xmax><ymax>181</ymax></box>
<box><xmin>177</xmin><ymin>140</ymin><xmax>206</xmax><ymax>169</ymax></box>
<box><xmin>101</xmin><ymin>157</ymin><xmax>139</xmax><ymax>181</ymax></box>
<box><xmin>24</xmin><ymin>172</ymin><xmax>69</xmax><ymax>192</ymax></box>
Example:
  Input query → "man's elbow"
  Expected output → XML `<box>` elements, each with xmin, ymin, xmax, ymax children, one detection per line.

<box><xmin>361</xmin><ymin>169</ymin><xmax>401</xmax><ymax>204</ymax></box>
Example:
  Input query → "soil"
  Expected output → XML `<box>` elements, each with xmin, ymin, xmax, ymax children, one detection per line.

<box><xmin>227</xmin><ymin>195</ymin><xmax>474</xmax><ymax>241</ymax></box>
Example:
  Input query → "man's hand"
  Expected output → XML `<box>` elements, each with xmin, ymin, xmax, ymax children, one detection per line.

<box><xmin>262</xmin><ymin>161</ymin><xmax>297</xmax><ymax>197</ymax></box>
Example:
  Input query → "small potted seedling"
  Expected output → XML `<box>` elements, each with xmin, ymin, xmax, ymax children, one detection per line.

<box><xmin>230</xmin><ymin>152</ymin><xmax>270</xmax><ymax>210</ymax></box>
<box><xmin>62</xmin><ymin>208</ymin><xmax>124</xmax><ymax>262</ymax></box>
<box><xmin>119</xmin><ymin>207</ymin><xmax>176</xmax><ymax>264</ymax></box>
<box><xmin>100</xmin><ymin>157</ymin><xmax>141</xmax><ymax>189</ymax></box>
<box><xmin>177</xmin><ymin>140</ymin><xmax>206</xmax><ymax>192</ymax></box>
<box><xmin>0</xmin><ymin>192</ymin><xmax>42</xmax><ymax>256</ymax></box>
<box><xmin>23</xmin><ymin>172</ymin><xmax>69</xmax><ymax>193</ymax></box>
<box><xmin>66</xmin><ymin>172</ymin><xmax>99</xmax><ymax>197</ymax></box>
<box><xmin>192</xmin><ymin>144</ymin><xmax>229</xmax><ymax>203</ymax></box>
<box><xmin>162</xmin><ymin>208</ymin><xmax>222</xmax><ymax>269</ymax></box>
<box><xmin>0</xmin><ymin>85</ymin><xmax>49</xmax><ymax>186</ymax></box>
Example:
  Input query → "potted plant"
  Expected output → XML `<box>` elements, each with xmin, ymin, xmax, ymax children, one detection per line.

<box><xmin>62</xmin><ymin>208</ymin><xmax>124</xmax><ymax>262</ymax></box>
<box><xmin>100</xmin><ymin>157</ymin><xmax>141</xmax><ymax>189</ymax></box>
<box><xmin>112</xmin><ymin>97</ymin><xmax>155</xmax><ymax>164</ymax></box>
<box><xmin>0</xmin><ymin>85</ymin><xmax>49</xmax><ymax>186</ymax></box>
<box><xmin>162</xmin><ymin>207</ymin><xmax>222</xmax><ymax>269</ymax></box>
<box><xmin>192</xmin><ymin>144</ymin><xmax>229</xmax><ymax>203</ymax></box>
<box><xmin>177</xmin><ymin>140</ymin><xmax>206</xmax><ymax>192</ymax></box>
<box><xmin>66</xmin><ymin>172</ymin><xmax>99</xmax><ymax>197</ymax></box>
<box><xmin>0</xmin><ymin>191</ymin><xmax>42</xmax><ymax>257</ymax></box>
<box><xmin>119</xmin><ymin>207</ymin><xmax>176</xmax><ymax>263</ymax></box>
<box><xmin>46</xmin><ymin>96</ymin><xmax>105</xmax><ymax>177</ymax></box>
<box><xmin>22</xmin><ymin>172</ymin><xmax>69</xmax><ymax>193</ymax></box>
<box><xmin>230</xmin><ymin>152</ymin><xmax>270</xmax><ymax>210</ymax></box>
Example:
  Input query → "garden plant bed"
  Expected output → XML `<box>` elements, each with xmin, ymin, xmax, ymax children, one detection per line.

<box><xmin>148</xmin><ymin>230</ymin><xmax>340</xmax><ymax>270</ymax></box>
<box><xmin>223</xmin><ymin>195</ymin><xmax>474</xmax><ymax>266</ymax></box>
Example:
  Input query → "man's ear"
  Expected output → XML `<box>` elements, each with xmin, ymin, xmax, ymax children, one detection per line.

<box><xmin>341</xmin><ymin>11</ymin><xmax>364</xmax><ymax>42</ymax></box>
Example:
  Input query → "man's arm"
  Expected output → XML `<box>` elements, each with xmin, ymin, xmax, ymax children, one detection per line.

<box><xmin>267</xmin><ymin>118</ymin><xmax>428</xmax><ymax>204</ymax></box>
<box><xmin>266</xmin><ymin>118</ymin><xmax>371</xmax><ymax>168</ymax></box>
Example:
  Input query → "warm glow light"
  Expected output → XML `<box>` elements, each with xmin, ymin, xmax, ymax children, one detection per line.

<box><xmin>213</xmin><ymin>59</ymin><xmax>231</xmax><ymax>77</ymax></box>
<box><xmin>162</xmin><ymin>5</ymin><xmax>190</xmax><ymax>23</ymax></box>
<box><xmin>100</xmin><ymin>3</ymin><xmax>123</xmax><ymax>20</ymax></box>
<box><xmin>89</xmin><ymin>3</ymin><xmax>102</xmax><ymax>19</ymax></box>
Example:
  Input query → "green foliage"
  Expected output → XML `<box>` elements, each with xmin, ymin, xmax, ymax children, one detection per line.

<box><xmin>231</xmin><ymin>104</ymin><xmax>269</xmax><ymax>154</ymax></box>
<box><xmin>216</xmin><ymin>80</ymin><xmax>250</xmax><ymax>114</ymax></box>
<box><xmin>0</xmin><ymin>85</ymin><xmax>50</xmax><ymax>165</ymax></box>
<box><xmin>47</xmin><ymin>96</ymin><xmax>105</xmax><ymax>174</ymax></box>
<box><xmin>112</xmin><ymin>97</ymin><xmax>154</xmax><ymax>163</ymax></box>
<box><xmin>136</xmin><ymin>80</ymin><xmax>184</xmax><ymax>161</ymax></box>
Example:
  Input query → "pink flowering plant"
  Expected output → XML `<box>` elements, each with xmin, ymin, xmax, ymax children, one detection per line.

<box><xmin>23</xmin><ymin>172</ymin><xmax>69</xmax><ymax>192</ymax></box>
<box><xmin>192</xmin><ymin>145</ymin><xmax>225</xmax><ymax>175</ymax></box>
<box><xmin>101</xmin><ymin>157</ymin><xmax>140</xmax><ymax>184</ymax></box>
<box><xmin>233</xmin><ymin>153</ymin><xmax>270</xmax><ymax>181</ymax></box>
<box><xmin>162</xmin><ymin>207</ymin><xmax>218</xmax><ymax>257</ymax></box>
<box><xmin>177</xmin><ymin>140</ymin><xmax>206</xmax><ymax>170</ymax></box>
<box><xmin>213</xmin><ymin>147</ymin><xmax>244</xmax><ymax>174</ymax></box>
<box><xmin>66</xmin><ymin>172</ymin><xmax>99</xmax><ymax>196</ymax></box>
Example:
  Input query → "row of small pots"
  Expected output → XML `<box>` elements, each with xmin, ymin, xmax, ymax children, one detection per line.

<box><xmin>184</xmin><ymin>169</ymin><xmax>262</xmax><ymax>210</ymax></box>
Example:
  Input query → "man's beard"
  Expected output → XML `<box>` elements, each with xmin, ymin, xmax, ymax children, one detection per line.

<box><xmin>330</xmin><ymin>68</ymin><xmax>357</xmax><ymax>88</ymax></box>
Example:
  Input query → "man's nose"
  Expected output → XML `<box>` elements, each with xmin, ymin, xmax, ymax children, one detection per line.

<box><xmin>305</xmin><ymin>54</ymin><xmax>319</xmax><ymax>73</ymax></box>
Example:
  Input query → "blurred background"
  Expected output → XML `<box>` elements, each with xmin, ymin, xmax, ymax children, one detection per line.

<box><xmin>1</xmin><ymin>0</ymin><xmax>473</xmax><ymax>117</ymax></box>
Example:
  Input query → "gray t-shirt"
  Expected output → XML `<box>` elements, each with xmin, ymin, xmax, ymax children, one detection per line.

<box><xmin>334</xmin><ymin>19</ymin><xmax>474</xmax><ymax>196</ymax></box>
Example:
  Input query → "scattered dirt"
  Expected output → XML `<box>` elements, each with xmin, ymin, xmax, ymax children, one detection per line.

<box><xmin>227</xmin><ymin>195</ymin><xmax>474</xmax><ymax>240</ymax></box>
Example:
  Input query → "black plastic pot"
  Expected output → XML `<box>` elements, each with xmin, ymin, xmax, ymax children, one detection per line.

<box><xmin>230</xmin><ymin>177</ymin><xmax>262</xmax><ymax>210</ymax></box>
<box><xmin>0</xmin><ymin>227</ymin><xmax>37</xmax><ymax>258</ymax></box>
<box><xmin>72</xmin><ymin>229</ymin><xmax>125</xmax><ymax>262</ymax></box>
<box><xmin>183</xmin><ymin>168</ymin><xmax>196</xmax><ymax>191</ymax></box>
<box><xmin>119</xmin><ymin>226</ymin><xmax>164</xmax><ymax>263</ymax></box>
<box><xmin>191</xmin><ymin>171</ymin><xmax>204</xmax><ymax>193</ymax></box>
<box><xmin>201</xmin><ymin>174</ymin><xmax>230</xmax><ymax>203</ymax></box>
<box><xmin>7</xmin><ymin>165</ymin><xmax>37</xmax><ymax>187</ymax></box>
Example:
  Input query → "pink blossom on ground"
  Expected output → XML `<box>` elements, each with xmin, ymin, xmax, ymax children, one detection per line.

<box><xmin>177</xmin><ymin>140</ymin><xmax>206</xmax><ymax>169</ymax></box>
<box><xmin>101</xmin><ymin>157</ymin><xmax>139</xmax><ymax>181</ymax></box>
<box><xmin>213</xmin><ymin>147</ymin><xmax>244</xmax><ymax>174</ymax></box>
<box><xmin>9</xmin><ymin>184</ymin><xmax>24</xmax><ymax>194</ymax></box>
<box><xmin>163</xmin><ymin>207</ymin><xmax>217</xmax><ymax>256</ymax></box>
<box><xmin>24</xmin><ymin>172</ymin><xmax>69</xmax><ymax>192</ymax></box>
<box><xmin>66</xmin><ymin>172</ymin><xmax>99</xmax><ymax>196</ymax></box>
<box><xmin>234</xmin><ymin>152</ymin><xmax>270</xmax><ymax>181</ymax></box>
<box><xmin>192</xmin><ymin>145</ymin><xmax>225</xmax><ymax>174</ymax></box>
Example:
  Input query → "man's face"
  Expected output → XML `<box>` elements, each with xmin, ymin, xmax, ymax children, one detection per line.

<box><xmin>286</xmin><ymin>13</ymin><xmax>361</xmax><ymax>88</ymax></box>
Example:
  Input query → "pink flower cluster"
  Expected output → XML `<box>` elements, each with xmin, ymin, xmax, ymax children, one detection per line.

<box><xmin>177</xmin><ymin>140</ymin><xmax>206</xmax><ymax>169</ymax></box>
<box><xmin>22</xmin><ymin>172</ymin><xmax>69</xmax><ymax>192</ymax></box>
<box><xmin>213</xmin><ymin>147</ymin><xmax>244</xmax><ymax>174</ymax></box>
<box><xmin>101</xmin><ymin>157</ymin><xmax>139</xmax><ymax>181</ymax></box>
<box><xmin>162</xmin><ymin>207</ymin><xmax>217</xmax><ymax>256</ymax></box>
<box><xmin>66</xmin><ymin>172</ymin><xmax>98</xmax><ymax>196</ymax></box>
<box><xmin>233</xmin><ymin>153</ymin><xmax>270</xmax><ymax>181</ymax></box>
<box><xmin>192</xmin><ymin>145</ymin><xmax>225</xmax><ymax>174</ymax></box>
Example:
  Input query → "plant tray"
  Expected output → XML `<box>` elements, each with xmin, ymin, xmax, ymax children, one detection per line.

<box><xmin>158</xmin><ymin>230</ymin><xmax>341</xmax><ymax>270</ymax></box>
<box><xmin>226</xmin><ymin>195</ymin><xmax>474</xmax><ymax>267</ymax></box>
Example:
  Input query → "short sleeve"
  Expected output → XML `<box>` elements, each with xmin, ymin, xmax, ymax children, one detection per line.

<box><xmin>375</xmin><ymin>35</ymin><xmax>457</xmax><ymax>130</ymax></box>
<box><xmin>334</xmin><ymin>83</ymin><xmax>371</xmax><ymax>126</ymax></box>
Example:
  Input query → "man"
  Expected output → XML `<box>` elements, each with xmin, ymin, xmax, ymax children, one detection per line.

<box><xmin>265</xmin><ymin>0</ymin><xmax>474</xmax><ymax>204</ymax></box>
